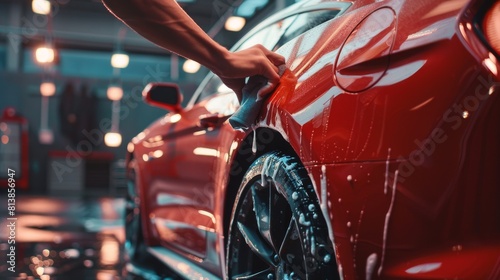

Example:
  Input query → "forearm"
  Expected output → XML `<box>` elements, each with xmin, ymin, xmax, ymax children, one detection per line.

<box><xmin>102</xmin><ymin>0</ymin><xmax>229</xmax><ymax>75</ymax></box>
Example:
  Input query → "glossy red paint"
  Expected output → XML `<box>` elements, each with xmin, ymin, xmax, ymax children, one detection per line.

<box><xmin>128</xmin><ymin>0</ymin><xmax>500</xmax><ymax>278</ymax></box>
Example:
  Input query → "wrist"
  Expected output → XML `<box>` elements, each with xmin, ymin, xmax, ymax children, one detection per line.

<box><xmin>207</xmin><ymin>45</ymin><xmax>231</xmax><ymax>77</ymax></box>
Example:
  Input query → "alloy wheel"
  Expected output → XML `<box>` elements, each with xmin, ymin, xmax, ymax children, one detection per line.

<box><xmin>227</xmin><ymin>152</ymin><xmax>337</xmax><ymax>280</ymax></box>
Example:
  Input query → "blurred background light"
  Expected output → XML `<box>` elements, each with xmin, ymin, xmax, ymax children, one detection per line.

<box><xmin>36</xmin><ymin>266</ymin><xmax>45</xmax><ymax>276</ymax></box>
<box><xmin>105</xmin><ymin>132</ymin><xmax>122</xmax><ymax>147</ymax></box>
<box><xmin>182</xmin><ymin>59</ymin><xmax>200</xmax><ymax>73</ymax></box>
<box><xmin>106</xmin><ymin>86</ymin><xmax>123</xmax><ymax>101</ymax></box>
<box><xmin>38</xmin><ymin>128</ymin><xmax>54</xmax><ymax>144</ymax></box>
<box><xmin>99</xmin><ymin>238</ymin><xmax>120</xmax><ymax>266</ymax></box>
<box><xmin>110</xmin><ymin>53</ymin><xmax>129</xmax><ymax>68</ymax></box>
<box><xmin>40</xmin><ymin>82</ymin><xmax>56</xmax><ymax>97</ymax></box>
<box><xmin>35</xmin><ymin>46</ymin><xmax>55</xmax><ymax>64</ymax></box>
<box><xmin>225</xmin><ymin>16</ymin><xmax>246</xmax><ymax>32</ymax></box>
<box><xmin>32</xmin><ymin>0</ymin><xmax>51</xmax><ymax>15</ymax></box>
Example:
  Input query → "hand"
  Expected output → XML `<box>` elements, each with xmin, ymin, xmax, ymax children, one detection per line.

<box><xmin>214</xmin><ymin>44</ymin><xmax>285</xmax><ymax>102</ymax></box>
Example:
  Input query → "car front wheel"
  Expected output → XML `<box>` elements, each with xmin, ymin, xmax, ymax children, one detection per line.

<box><xmin>226</xmin><ymin>151</ymin><xmax>338</xmax><ymax>280</ymax></box>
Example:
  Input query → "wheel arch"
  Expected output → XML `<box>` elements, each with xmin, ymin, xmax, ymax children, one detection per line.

<box><xmin>222</xmin><ymin>132</ymin><xmax>340</xmax><ymax>279</ymax></box>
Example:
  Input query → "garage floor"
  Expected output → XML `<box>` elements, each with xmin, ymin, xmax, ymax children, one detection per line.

<box><xmin>0</xmin><ymin>195</ymin><xmax>176</xmax><ymax>280</ymax></box>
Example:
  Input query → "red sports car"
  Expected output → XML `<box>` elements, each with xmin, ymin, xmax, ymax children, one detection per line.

<box><xmin>125</xmin><ymin>0</ymin><xmax>500</xmax><ymax>279</ymax></box>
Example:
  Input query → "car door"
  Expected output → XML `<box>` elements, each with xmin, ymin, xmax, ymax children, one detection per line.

<box><xmin>146</xmin><ymin>79</ymin><xmax>237</xmax><ymax>265</ymax></box>
<box><xmin>149</xmin><ymin>3</ymin><xmax>347</xmax><ymax>271</ymax></box>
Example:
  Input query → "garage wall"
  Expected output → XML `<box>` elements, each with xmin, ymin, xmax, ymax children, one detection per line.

<box><xmin>0</xmin><ymin>0</ymin><xmax>213</xmax><ymax>193</ymax></box>
<box><xmin>0</xmin><ymin>67</ymin><xmax>202</xmax><ymax>193</ymax></box>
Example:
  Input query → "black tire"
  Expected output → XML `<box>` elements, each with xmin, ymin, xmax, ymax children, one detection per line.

<box><xmin>226</xmin><ymin>152</ymin><xmax>339</xmax><ymax>280</ymax></box>
<box><xmin>124</xmin><ymin>177</ymin><xmax>148</xmax><ymax>263</ymax></box>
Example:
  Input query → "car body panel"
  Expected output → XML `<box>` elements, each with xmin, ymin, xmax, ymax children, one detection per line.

<box><xmin>256</xmin><ymin>0</ymin><xmax>500</xmax><ymax>278</ymax></box>
<box><xmin>129</xmin><ymin>0</ymin><xmax>500</xmax><ymax>278</ymax></box>
<box><xmin>132</xmin><ymin>91</ymin><xmax>241</xmax><ymax>274</ymax></box>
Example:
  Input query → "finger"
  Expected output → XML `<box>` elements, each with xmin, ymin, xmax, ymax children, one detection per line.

<box><xmin>254</xmin><ymin>44</ymin><xmax>285</xmax><ymax>66</ymax></box>
<box><xmin>259</xmin><ymin>63</ymin><xmax>281</xmax><ymax>99</ymax></box>
<box><xmin>256</xmin><ymin>82</ymin><xmax>276</xmax><ymax>100</ymax></box>
<box><xmin>261</xmin><ymin>59</ymin><xmax>280</xmax><ymax>80</ymax></box>
<box><xmin>259</xmin><ymin>47</ymin><xmax>285</xmax><ymax>66</ymax></box>
<box><xmin>267</xmin><ymin>52</ymin><xmax>286</xmax><ymax>66</ymax></box>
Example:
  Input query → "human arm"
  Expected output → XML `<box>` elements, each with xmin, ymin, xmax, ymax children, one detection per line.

<box><xmin>101</xmin><ymin>0</ymin><xmax>285</xmax><ymax>99</ymax></box>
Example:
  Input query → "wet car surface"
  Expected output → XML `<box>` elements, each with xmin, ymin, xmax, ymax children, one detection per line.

<box><xmin>126</xmin><ymin>0</ymin><xmax>500</xmax><ymax>279</ymax></box>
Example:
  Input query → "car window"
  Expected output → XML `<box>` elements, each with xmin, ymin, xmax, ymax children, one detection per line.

<box><xmin>235</xmin><ymin>15</ymin><xmax>298</xmax><ymax>51</ymax></box>
<box><xmin>274</xmin><ymin>9</ymin><xmax>340</xmax><ymax>50</ymax></box>
<box><xmin>193</xmin><ymin>8</ymin><xmax>341</xmax><ymax>104</ymax></box>
<box><xmin>195</xmin><ymin>74</ymin><xmax>231</xmax><ymax>103</ymax></box>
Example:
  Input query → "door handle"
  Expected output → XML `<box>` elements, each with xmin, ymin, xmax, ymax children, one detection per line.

<box><xmin>198</xmin><ymin>113</ymin><xmax>230</xmax><ymax>128</ymax></box>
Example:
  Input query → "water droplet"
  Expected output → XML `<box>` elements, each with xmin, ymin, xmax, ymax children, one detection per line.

<box><xmin>252</xmin><ymin>128</ymin><xmax>257</xmax><ymax>154</ymax></box>
<box><xmin>267</xmin><ymin>273</ymin><xmax>274</xmax><ymax>279</ymax></box>
<box><xmin>292</xmin><ymin>192</ymin><xmax>299</xmax><ymax>200</ymax></box>
<box><xmin>308</xmin><ymin>204</ymin><xmax>315</xmax><ymax>211</ymax></box>
<box><xmin>366</xmin><ymin>253</ymin><xmax>378</xmax><ymax>280</ymax></box>
<box><xmin>299</xmin><ymin>213</ymin><xmax>311</xmax><ymax>226</ymax></box>
<box><xmin>324</xmin><ymin>254</ymin><xmax>331</xmax><ymax>263</ymax></box>
<box><xmin>347</xmin><ymin>221</ymin><xmax>351</xmax><ymax>228</ymax></box>
<box><xmin>462</xmin><ymin>111</ymin><xmax>469</xmax><ymax>119</ymax></box>
<box><xmin>347</xmin><ymin>175</ymin><xmax>353</xmax><ymax>182</ymax></box>
<box><xmin>338</xmin><ymin>198</ymin><xmax>342</xmax><ymax>203</ymax></box>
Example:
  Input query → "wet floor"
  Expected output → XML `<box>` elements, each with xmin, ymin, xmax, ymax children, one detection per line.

<box><xmin>0</xmin><ymin>195</ymin><xmax>179</xmax><ymax>280</ymax></box>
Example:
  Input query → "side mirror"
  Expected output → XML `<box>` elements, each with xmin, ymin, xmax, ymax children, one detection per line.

<box><xmin>143</xmin><ymin>83</ymin><xmax>183</xmax><ymax>112</ymax></box>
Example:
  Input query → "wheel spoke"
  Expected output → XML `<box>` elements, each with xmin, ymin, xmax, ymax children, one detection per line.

<box><xmin>233</xmin><ymin>268</ymin><xmax>273</xmax><ymax>280</ymax></box>
<box><xmin>279</xmin><ymin>217</ymin><xmax>304</xmax><ymax>271</ymax></box>
<box><xmin>269</xmin><ymin>186</ymin><xmax>292</xmax><ymax>252</ymax></box>
<box><xmin>237</xmin><ymin>221</ymin><xmax>275</xmax><ymax>266</ymax></box>
<box><xmin>251</xmin><ymin>183</ymin><xmax>273</xmax><ymax>248</ymax></box>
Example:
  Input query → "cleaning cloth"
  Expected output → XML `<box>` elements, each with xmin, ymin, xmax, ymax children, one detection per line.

<box><xmin>228</xmin><ymin>65</ymin><xmax>287</xmax><ymax>130</ymax></box>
